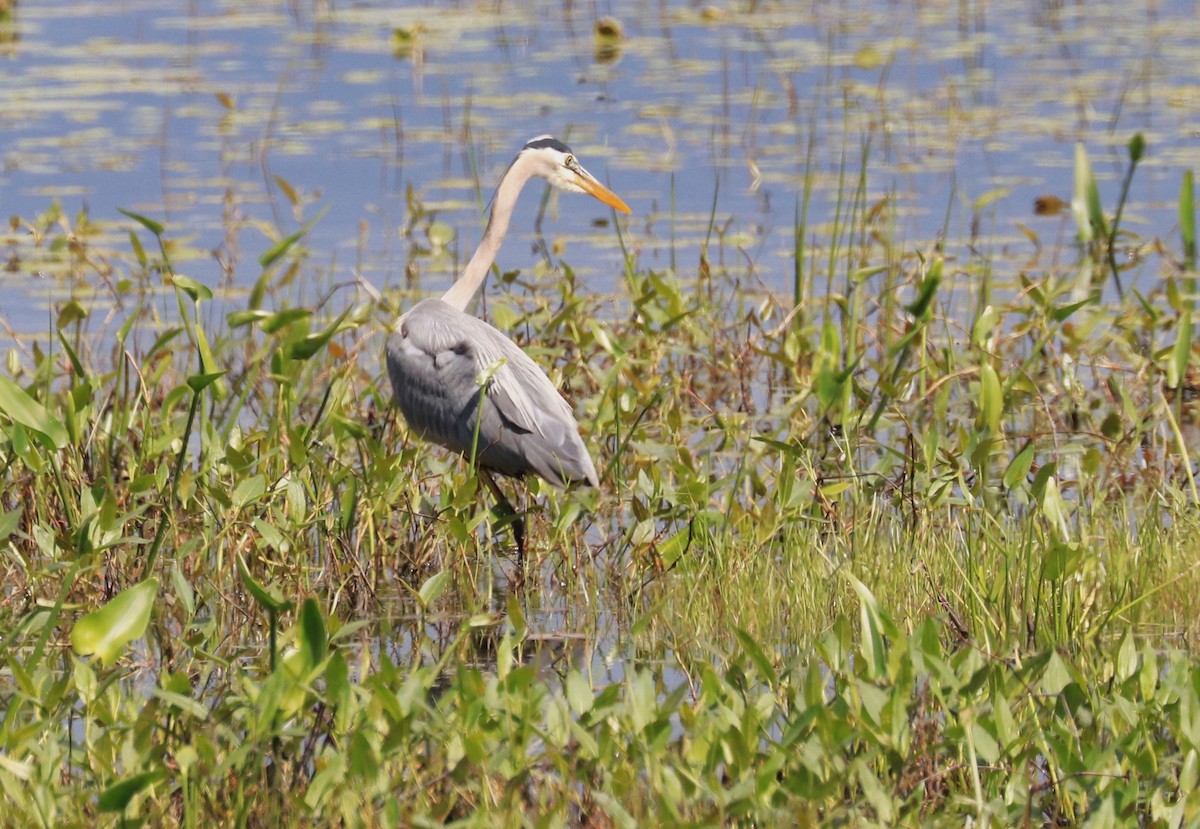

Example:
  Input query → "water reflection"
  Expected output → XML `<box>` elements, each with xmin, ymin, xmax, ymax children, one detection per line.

<box><xmin>2</xmin><ymin>0</ymin><xmax>1197</xmax><ymax>340</ymax></box>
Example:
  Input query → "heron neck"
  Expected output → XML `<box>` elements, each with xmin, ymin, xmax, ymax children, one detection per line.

<box><xmin>441</xmin><ymin>152</ymin><xmax>533</xmax><ymax>312</ymax></box>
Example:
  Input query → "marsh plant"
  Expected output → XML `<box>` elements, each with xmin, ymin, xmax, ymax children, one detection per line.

<box><xmin>2</xmin><ymin>137</ymin><xmax>1200</xmax><ymax>825</ymax></box>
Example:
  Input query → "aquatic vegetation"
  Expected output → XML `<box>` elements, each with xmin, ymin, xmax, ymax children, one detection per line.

<box><xmin>1</xmin><ymin>129</ymin><xmax>1200</xmax><ymax>825</ymax></box>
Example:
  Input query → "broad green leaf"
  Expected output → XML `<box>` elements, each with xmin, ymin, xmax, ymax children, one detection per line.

<box><xmin>1116</xmin><ymin>630</ymin><xmax>1139</xmax><ymax>683</ymax></box>
<box><xmin>0</xmin><ymin>376</ymin><xmax>68</xmax><ymax>449</ymax></box>
<box><xmin>261</xmin><ymin>308</ymin><xmax>312</xmax><ymax>334</ymax></box>
<box><xmin>971</xmin><ymin>305</ymin><xmax>998</xmax><ymax>348</ymax></box>
<box><xmin>1072</xmin><ymin>143</ymin><xmax>1107</xmax><ymax>242</ymax></box>
<box><xmin>152</xmin><ymin>687</ymin><xmax>209</xmax><ymax>719</ymax></box>
<box><xmin>326</xmin><ymin>651</ymin><xmax>349</xmax><ymax>714</ymax></box>
<box><xmin>1039</xmin><ymin>475</ymin><xmax>1070</xmax><ymax>539</ymax></box>
<box><xmin>565</xmin><ymin>670</ymin><xmax>593</xmax><ymax>716</ymax></box>
<box><xmin>171</xmin><ymin>274</ymin><xmax>213</xmax><ymax>302</ymax></box>
<box><xmin>417</xmin><ymin>570</ymin><xmax>450</xmax><ymax>608</ymax></box>
<box><xmin>628</xmin><ymin>669</ymin><xmax>655</xmax><ymax>733</ymax></box>
<box><xmin>1041</xmin><ymin>650</ymin><xmax>1073</xmax><ymax>695</ymax></box>
<box><xmin>299</xmin><ymin>598</ymin><xmax>327</xmax><ymax>666</ymax></box>
<box><xmin>506</xmin><ymin>591</ymin><xmax>526</xmax><ymax>642</ymax></box>
<box><xmin>845</xmin><ymin>573</ymin><xmax>897</xmax><ymax>680</ymax></box>
<box><xmin>98</xmin><ymin>770</ymin><xmax>165</xmax><ymax>812</ymax></box>
<box><xmin>231</xmin><ymin>474</ymin><xmax>267</xmax><ymax>509</ymax></box>
<box><xmin>187</xmin><ymin>370</ymin><xmax>227</xmax><ymax>393</ymax></box>
<box><xmin>1003</xmin><ymin>443</ymin><xmax>1035</xmax><ymax>490</ymax></box>
<box><xmin>819</xmin><ymin>480</ymin><xmax>853</xmax><ymax>499</ymax></box>
<box><xmin>227</xmin><ymin>309</ymin><xmax>272</xmax><ymax>328</ymax></box>
<box><xmin>0</xmin><ymin>507</ymin><xmax>21</xmax><ymax>541</ymax></box>
<box><xmin>70</xmin><ymin>578</ymin><xmax>159</xmax><ymax>666</ymax></box>
<box><xmin>56</xmin><ymin>300</ymin><xmax>88</xmax><ymax>330</ymax></box>
<box><xmin>0</xmin><ymin>754</ymin><xmax>33</xmax><ymax>781</ymax></box>
<box><xmin>1042</xmin><ymin>542</ymin><xmax>1082</xmax><ymax>581</ymax></box>
<box><xmin>977</xmin><ymin>363</ymin><xmax>1003</xmax><ymax>435</ymax></box>
<box><xmin>238</xmin><ymin>555</ymin><xmax>292</xmax><ymax>614</ymax></box>
<box><xmin>287</xmin><ymin>306</ymin><xmax>353</xmax><ymax>361</ymax></box>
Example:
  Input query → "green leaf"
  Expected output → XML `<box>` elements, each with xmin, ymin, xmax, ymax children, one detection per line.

<box><xmin>1042</xmin><ymin>542</ymin><xmax>1082</xmax><ymax>581</ymax></box>
<box><xmin>261</xmin><ymin>308</ymin><xmax>312</xmax><ymax>335</ymax></box>
<box><xmin>0</xmin><ymin>375</ymin><xmax>69</xmax><ymax>449</ymax></box>
<box><xmin>260</xmin><ymin>230</ymin><xmax>304</xmax><ymax>269</ymax></box>
<box><xmin>565</xmin><ymin>670</ymin><xmax>593</xmax><ymax>716</ymax></box>
<box><xmin>1003</xmin><ymin>443</ymin><xmax>1035</xmax><ymax>490</ymax></box>
<box><xmin>417</xmin><ymin>570</ymin><xmax>450</xmax><ymax>608</ymax></box>
<box><xmin>227</xmin><ymin>309</ymin><xmax>272</xmax><ymax>329</ymax></box>
<box><xmin>231</xmin><ymin>474</ymin><xmax>267</xmax><ymax>509</ymax></box>
<box><xmin>192</xmin><ymin>323</ymin><xmax>224</xmax><ymax>396</ymax></box>
<box><xmin>1116</xmin><ymin>630</ymin><xmax>1139</xmax><ymax>683</ymax></box>
<box><xmin>171</xmin><ymin>274</ymin><xmax>213</xmax><ymax>302</ymax></box>
<box><xmin>1169</xmin><ymin>309</ymin><xmax>1193</xmax><ymax>390</ymax></box>
<box><xmin>287</xmin><ymin>306</ymin><xmax>354</xmax><ymax>361</ymax></box>
<box><xmin>506</xmin><ymin>591</ymin><xmax>527</xmax><ymax>642</ymax></box>
<box><xmin>905</xmin><ymin>258</ymin><xmax>942</xmax><ymax>319</ymax></box>
<box><xmin>1072</xmin><ymin>143</ymin><xmax>1107</xmax><ymax>242</ymax></box>
<box><xmin>845</xmin><ymin>573</ymin><xmax>897</xmax><ymax>680</ymax></box>
<box><xmin>0</xmin><ymin>507</ymin><xmax>21</xmax><ymax>541</ymax></box>
<box><xmin>299</xmin><ymin>598</ymin><xmax>327</xmax><ymax>665</ymax></box>
<box><xmin>128</xmin><ymin>229</ymin><xmax>148</xmax><ymax>268</ymax></box>
<box><xmin>151</xmin><ymin>687</ymin><xmax>209</xmax><ymax>719</ymax></box>
<box><xmin>56</xmin><ymin>328</ymin><xmax>86</xmax><ymax>379</ymax></box>
<box><xmin>238</xmin><ymin>555</ymin><xmax>292</xmax><ymax>614</ymax></box>
<box><xmin>70</xmin><ymin>578</ymin><xmax>159</xmax><ymax>666</ymax></box>
<box><xmin>1041</xmin><ymin>650</ymin><xmax>1073</xmax><ymax>695</ymax></box>
<box><xmin>187</xmin><ymin>370</ymin><xmax>227</xmax><ymax>393</ymax></box>
<box><xmin>733</xmin><ymin>627</ymin><xmax>778</xmax><ymax>686</ymax></box>
<box><xmin>98</xmin><ymin>770</ymin><xmax>165</xmax><ymax>812</ymax></box>
<box><xmin>117</xmin><ymin>208</ymin><xmax>164</xmax><ymax>237</ymax></box>
<box><xmin>977</xmin><ymin>363</ymin><xmax>1003</xmax><ymax>435</ymax></box>
<box><xmin>1050</xmin><ymin>297</ymin><xmax>1093</xmax><ymax>323</ymax></box>
<box><xmin>971</xmin><ymin>305</ymin><xmax>998</xmax><ymax>347</ymax></box>
<box><xmin>326</xmin><ymin>650</ymin><xmax>349</xmax><ymax>709</ymax></box>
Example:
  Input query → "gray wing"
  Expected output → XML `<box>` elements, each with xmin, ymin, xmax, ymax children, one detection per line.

<box><xmin>384</xmin><ymin>299</ymin><xmax>599</xmax><ymax>487</ymax></box>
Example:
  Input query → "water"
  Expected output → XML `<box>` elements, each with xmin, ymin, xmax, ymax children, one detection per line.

<box><xmin>2</xmin><ymin>0</ymin><xmax>1198</xmax><ymax>341</ymax></box>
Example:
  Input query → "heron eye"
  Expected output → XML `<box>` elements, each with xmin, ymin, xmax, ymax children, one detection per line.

<box><xmin>564</xmin><ymin>154</ymin><xmax>575</xmax><ymax>169</ymax></box>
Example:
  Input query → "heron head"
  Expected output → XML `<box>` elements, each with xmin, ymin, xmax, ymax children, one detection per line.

<box><xmin>519</xmin><ymin>136</ymin><xmax>631</xmax><ymax>214</ymax></box>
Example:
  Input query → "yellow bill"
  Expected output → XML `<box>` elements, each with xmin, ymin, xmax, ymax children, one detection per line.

<box><xmin>575</xmin><ymin>168</ymin><xmax>632</xmax><ymax>214</ymax></box>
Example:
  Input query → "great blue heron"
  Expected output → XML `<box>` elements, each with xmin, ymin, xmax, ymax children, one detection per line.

<box><xmin>385</xmin><ymin>136</ymin><xmax>631</xmax><ymax>554</ymax></box>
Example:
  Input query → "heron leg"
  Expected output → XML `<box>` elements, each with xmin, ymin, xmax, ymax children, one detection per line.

<box><xmin>480</xmin><ymin>469</ymin><xmax>526</xmax><ymax>565</ymax></box>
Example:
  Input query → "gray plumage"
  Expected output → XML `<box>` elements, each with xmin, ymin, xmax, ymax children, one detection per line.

<box><xmin>385</xmin><ymin>136</ymin><xmax>630</xmax><ymax>489</ymax></box>
<box><xmin>386</xmin><ymin>299</ymin><xmax>597</xmax><ymax>486</ymax></box>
